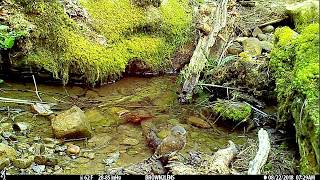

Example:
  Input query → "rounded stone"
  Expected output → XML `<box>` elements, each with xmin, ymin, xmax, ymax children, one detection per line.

<box><xmin>66</xmin><ymin>144</ymin><xmax>80</xmax><ymax>155</ymax></box>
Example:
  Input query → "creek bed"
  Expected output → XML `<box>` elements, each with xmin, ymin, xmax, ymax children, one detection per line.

<box><xmin>0</xmin><ymin>76</ymin><xmax>260</xmax><ymax>174</ymax></box>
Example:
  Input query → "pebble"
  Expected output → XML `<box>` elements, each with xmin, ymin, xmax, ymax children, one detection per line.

<box><xmin>32</xmin><ymin>164</ymin><xmax>46</xmax><ymax>174</ymax></box>
<box><xmin>120</xmin><ymin>138</ymin><xmax>139</xmax><ymax>146</ymax></box>
<box><xmin>12</xmin><ymin>156</ymin><xmax>34</xmax><ymax>169</ymax></box>
<box><xmin>66</xmin><ymin>144</ymin><xmax>80</xmax><ymax>155</ymax></box>
<box><xmin>54</xmin><ymin>145</ymin><xmax>67</xmax><ymax>152</ymax></box>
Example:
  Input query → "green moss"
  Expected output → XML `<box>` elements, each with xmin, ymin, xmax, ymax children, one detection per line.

<box><xmin>286</xmin><ymin>0</ymin><xmax>319</xmax><ymax>32</ymax></box>
<box><xmin>270</xmin><ymin>24</ymin><xmax>319</xmax><ymax>174</ymax></box>
<box><xmin>15</xmin><ymin>0</ymin><xmax>192</xmax><ymax>84</ymax></box>
<box><xmin>79</xmin><ymin>0</ymin><xmax>146</xmax><ymax>43</ymax></box>
<box><xmin>213</xmin><ymin>99</ymin><xmax>252</xmax><ymax>122</ymax></box>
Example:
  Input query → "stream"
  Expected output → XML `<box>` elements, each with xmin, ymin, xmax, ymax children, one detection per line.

<box><xmin>0</xmin><ymin>76</ymin><xmax>258</xmax><ymax>174</ymax></box>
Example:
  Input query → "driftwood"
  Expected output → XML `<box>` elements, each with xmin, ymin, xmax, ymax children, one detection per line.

<box><xmin>167</xmin><ymin>140</ymin><xmax>238</xmax><ymax>175</ymax></box>
<box><xmin>248</xmin><ymin>128</ymin><xmax>270</xmax><ymax>174</ymax></box>
<box><xmin>179</xmin><ymin>0</ymin><xmax>232</xmax><ymax>103</ymax></box>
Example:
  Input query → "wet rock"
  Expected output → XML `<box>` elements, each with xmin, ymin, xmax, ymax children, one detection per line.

<box><xmin>121</xmin><ymin>110</ymin><xmax>153</xmax><ymax>124</ymax></box>
<box><xmin>103</xmin><ymin>151</ymin><xmax>120</xmax><ymax>166</ymax></box>
<box><xmin>87</xmin><ymin>133</ymin><xmax>112</xmax><ymax>147</ymax></box>
<box><xmin>0</xmin><ymin>143</ymin><xmax>17</xmax><ymax>161</ymax></box>
<box><xmin>54</xmin><ymin>145</ymin><xmax>67</xmax><ymax>153</ymax></box>
<box><xmin>257</xmin><ymin>33</ymin><xmax>268</xmax><ymax>41</ymax></box>
<box><xmin>0</xmin><ymin>158</ymin><xmax>10</xmax><ymax>170</ymax></box>
<box><xmin>51</xmin><ymin>106</ymin><xmax>92</xmax><ymax>139</ymax></box>
<box><xmin>252</xmin><ymin>27</ymin><xmax>263</xmax><ymax>37</ymax></box>
<box><xmin>29</xmin><ymin>143</ymin><xmax>45</xmax><ymax>155</ymax></box>
<box><xmin>120</xmin><ymin>138</ymin><xmax>139</xmax><ymax>146</ymax></box>
<box><xmin>260</xmin><ymin>41</ymin><xmax>274</xmax><ymax>52</ymax></box>
<box><xmin>34</xmin><ymin>155</ymin><xmax>58</xmax><ymax>166</ymax></box>
<box><xmin>262</xmin><ymin>25</ymin><xmax>275</xmax><ymax>33</ymax></box>
<box><xmin>243</xmin><ymin>38</ymin><xmax>262</xmax><ymax>56</ymax></box>
<box><xmin>227</xmin><ymin>42</ymin><xmax>243</xmax><ymax>55</ymax></box>
<box><xmin>32</xmin><ymin>164</ymin><xmax>46</xmax><ymax>174</ymax></box>
<box><xmin>66</xmin><ymin>144</ymin><xmax>80</xmax><ymax>155</ymax></box>
<box><xmin>31</xmin><ymin>103</ymin><xmax>53</xmax><ymax>116</ymax></box>
<box><xmin>187</xmin><ymin>116</ymin><xmax>211</xmax><ymax>128</ymax></box>
<box><xmin>1</xmin><ymin>132</ymin><xmax>17</xmax><ymax>141</ymax></box>
<box><xmin>12</xmin><ymin>156</ymin><xmax>34</xmax><ymax>169</ymax></box>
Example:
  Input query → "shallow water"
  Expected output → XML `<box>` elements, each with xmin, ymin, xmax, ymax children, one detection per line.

<box><xmin>0</xmin><ymin>76</ymin><xmax>255</xmax><ymax>174</ymax></box>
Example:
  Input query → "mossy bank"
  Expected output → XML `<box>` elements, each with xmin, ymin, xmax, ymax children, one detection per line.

<box><xmin>270</xmin><ymin>0</ymin><xmax>319</xmax><ymax>173</ymax></box>
<box><xmin>1</xmin><ymin>0</ymin><xmax>193</xmax><ymax>84</ymax></box>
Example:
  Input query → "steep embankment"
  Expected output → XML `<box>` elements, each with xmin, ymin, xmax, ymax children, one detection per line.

<box><xmin>270</xmin><ymin>0</ymin><xmax>319</xmax><ymax>174</ymax></box>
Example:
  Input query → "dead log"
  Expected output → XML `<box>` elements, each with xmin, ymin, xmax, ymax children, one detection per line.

<box><xmin>179</xmin><ymin>0</ymin><xmax>233</xmax><ymax>103</ymax></box>
<box><xmin>247</xmin><ymin>128</ymin><xmax>270</xmax><ymax>174</ymax></box>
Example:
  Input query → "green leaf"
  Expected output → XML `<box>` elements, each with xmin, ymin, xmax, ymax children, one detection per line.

<box><xmin>0</xmin><ymin>79</ymin><xmax>3</xmax><ymax>84</ymax></box>
<box><xmin>4</xmin><ymin>36</ymin><xmax>15</xmax><ymax>48</ymax></box>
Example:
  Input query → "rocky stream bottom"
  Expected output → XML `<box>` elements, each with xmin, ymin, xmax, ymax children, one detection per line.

<box><xmin>0</xmin><ymin>76</ymin><xmax>298</xmax><ymax>175</ymax></box>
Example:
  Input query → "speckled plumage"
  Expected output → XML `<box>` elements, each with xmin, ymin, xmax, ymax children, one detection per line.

<box><xmin>154</xmin><ymin>125</ymin><xmax>187</xmax><ymax>158</ymax></box>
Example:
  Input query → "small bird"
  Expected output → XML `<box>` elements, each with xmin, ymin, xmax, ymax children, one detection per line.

<box><xmin>154</xmin><ymin>125</ymin><xmax>187</xmax><ymax>159</ymax></box>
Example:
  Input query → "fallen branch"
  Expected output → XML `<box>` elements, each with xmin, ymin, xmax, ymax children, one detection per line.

<box><xmin>198</xmin><ymin>83</ymin><xmax>245</xmax><ymax>91</ymax></box>
<box><xmin>32</xmin><ymin>75</ymin><xmax>42</xmax><ymax>102</ymax></box>
<box><xmin>167</xmin><ymin>140</ymin><xmax>238</xmax><ymax>174</ymax></box>
<box><xmin>247</xmin><ymin>128</ymin><xmax>270</xmax><ymax>174</ymax></box>
<box><xmin>257</xmin><ymin>18</ymin><xmax>287</xmax><ymax>28</ymax></box>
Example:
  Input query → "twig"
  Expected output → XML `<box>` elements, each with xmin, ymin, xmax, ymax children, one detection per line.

<box><xmin>62</xmin><ymin>137</ymin><xmax>88</xmax><ymax>142</ymax></box>
<box><xmin>198</xmin><ymin>83</ymin><xmax>244</xmax><ymax>91</ymax></box>
<box><xmin>232</xmin><ymin>117</ymin><xmax>249</xmax><ymax>131</ymax></box>
<box><xmin>0</xmin><ymin>97</ymin><xmax>37</xmax><ymax>105</ymax></box>
<box><xmin>243</xmin><ymin>102</ymin><xmax>268</xmax><ymax>117</ymax></box>
<box><xmin>257</xmin><ymin>18</ymin><xmax>287</xmax><ymax>28</ymax></box>
<box><xmin>32</xmin><ymin>75</ymin><xmax>42</xmax><ymax>102</ymax></box>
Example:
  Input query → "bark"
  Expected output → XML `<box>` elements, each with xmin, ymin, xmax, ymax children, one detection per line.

<box><xmin>179</xmin><ymin>0</ymin><xmax>233</xmax><ymax>103</ymax></box>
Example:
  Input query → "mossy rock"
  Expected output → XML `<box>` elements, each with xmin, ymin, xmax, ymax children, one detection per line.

<box><xmin>286</xmin><ymin>0</ymin><xmax>319</xmax><ymax>32</ymax></box>
<box><xmin>270</xmin><ymin>24</ymin><xmax>319</xmax><ymax>174</ymax></box>
<box><xmin>10</xmin><ymin>0</ymin><xmax>192</xmax><ymax>84</ymax></box>
<box><xmin>213</xmin><ymin>99</ymin><xmax>252</xmax><ymax>122</ymax></box>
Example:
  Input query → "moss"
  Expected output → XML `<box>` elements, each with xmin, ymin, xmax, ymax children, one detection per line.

<box><xmin>13</xmin><ymin>0</ymin><xmax>192</xmax><ymax>84</ymax></box>
<box><xmin>213</xmin><ymin>99</ymin><xmax>252</xmax><ymax>122</ymax></box>
<box><xmin>270</xmin><ymin>24</ymin><xmax>319</xmax><ymax>174</ymax></box>
<box><xmin>286</xmin><ymin>0</ymin><xmax>319</xmax><ymax>32</ymax></box>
